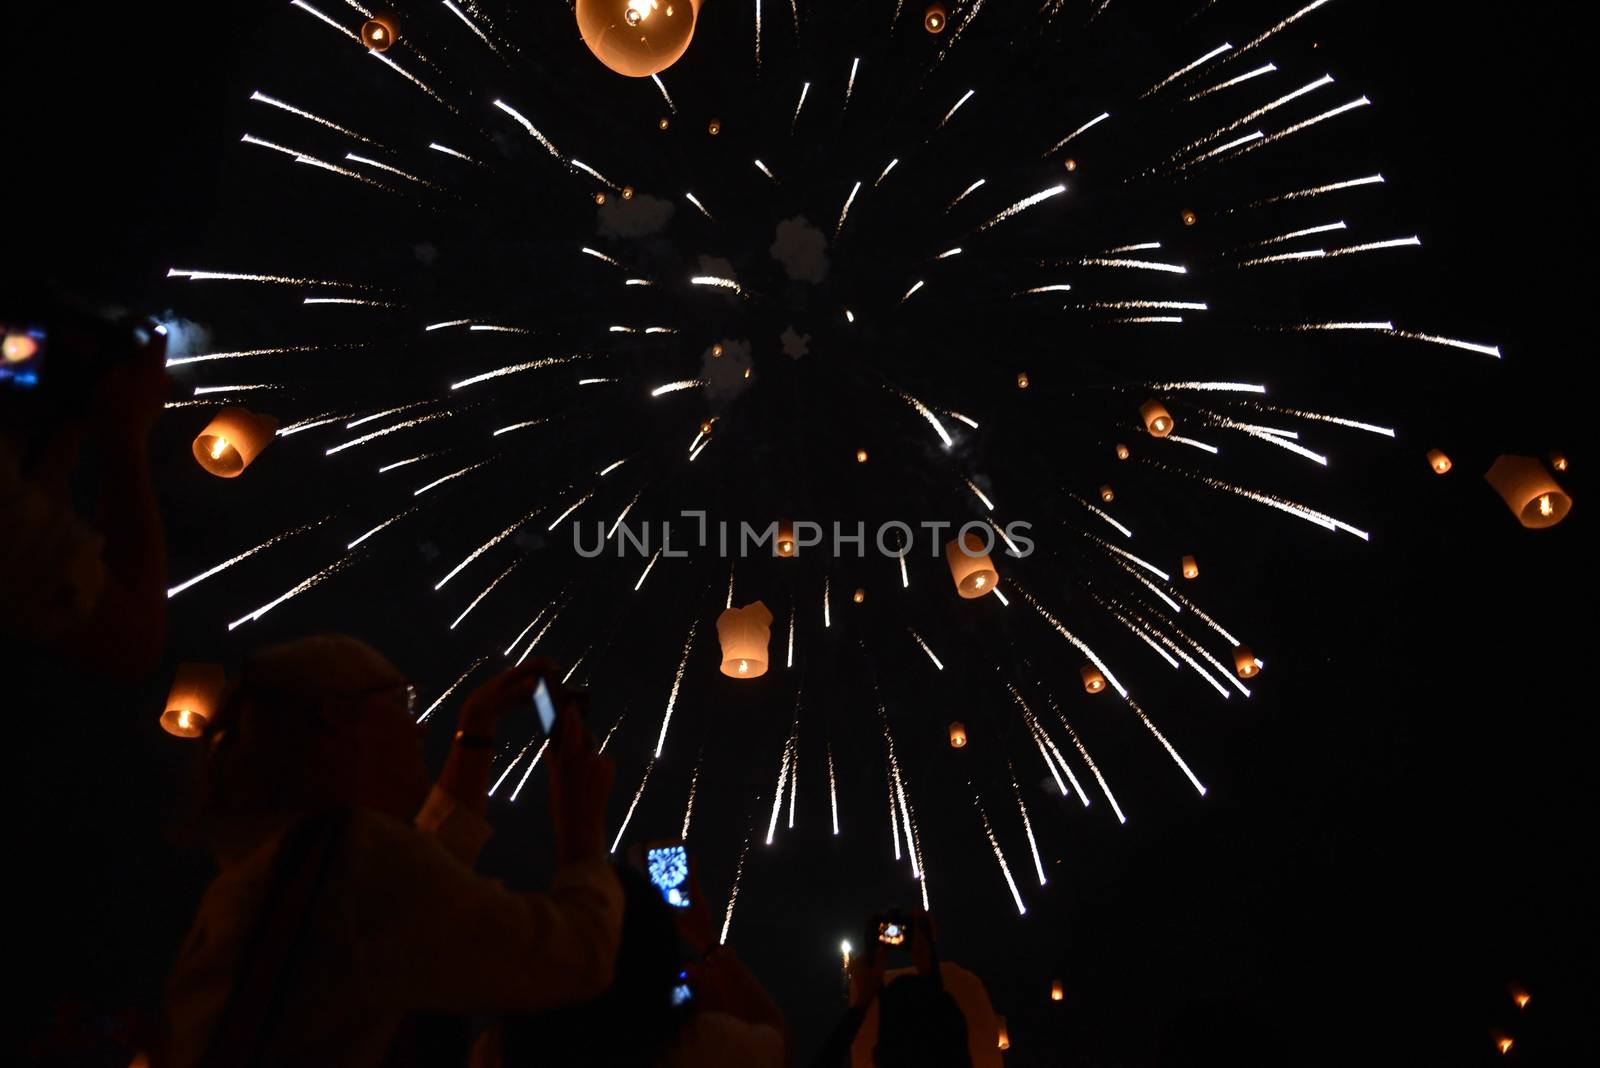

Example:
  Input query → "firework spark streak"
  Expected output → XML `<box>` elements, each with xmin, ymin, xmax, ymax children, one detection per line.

<box><xmin>1142</xmin><ymin>42</ymin><xmax>1232</xmax><ymax>98</ymax></box>
<box><xmin>168</xmin><ymin>520</ymin><xmax>324</xmax><ymax>598</ymax></box>
<box><xmin>227</xmin><ymin>554</ymin><xmax>356</xmax><ymax>631</ymax></box>
<box><xmin>610</xmin><ymin>758</ymin><xmax>655</xmax><ymax>854</ymax></box>
<box><xmin>1018</xmin><ymin>590</ymin><xmax>1129</xmax><ymax>698</ymax></box>
<box><xmin>681</xmin><ymin>759</ymin><xmax>701</xmax><ymax>839</ymax></box>
<box><xmin>250</xmin><ymin>91</ymin><xmax>377</xmax><ymax>144</ymax></box>
<box><xmin>938</xmin><ymin>89</ymin><xmax>975</xmax><ymax>129</ymax></box>
<box><xmin>828</xmin><ymin>742</ymin><xmax>840</xmax><ymax>835</ymax></box>
<box><xmin>910</xmin><ymin>629</ymin><xmax>945</xmax><ymax>670</ymax></box>
<box><xmin>975</xmin><ymin>184</ymin><xmax>1067</xmax><ymax>232</ymax></box>
<box><xmin>653</xmin><ymin>622</ymin><xmax>698</xmax><ymax>758</ymax></box>
<box><xmin>1045</xmin><ymin>112</ymin><xmax>1110</xmax><ymax>155</ymax></box>
<box><xmin>836</xmin><ymin>181</ymin><xmax>862</xmax><ymax>237</ymax></box>
<box><xmin>489</xmin><ymin>737</ymin><xmax>538</xmax><ymax>797</ymax></box>
<box><xmin>1187</xmin><ymin>62</ymin><xmax>1277</xmax><ymax>102</ymax></box>
<box><xmin>508</xmin><ymin>740</ymin><xmax>551</xmax><ymax>802</ymax></box>
<box><xmin>418</xmin><ymin>657</ymin><xmax>487</xmax><ymax>724</ymax></box>
<box><xmin>1010</xmin><ymin>767</ymin><xmax>1048</xmax><ymax>886</ymax></box>
<box><xmin>719</xmin><ymin>829</ymin><xmax>753</xmax><ymax>945</ymax></box>
<box><xmin>452</xmin><ymin>356</ymin><xmax>577</xmax><ymax>390</ymax></box>
<box><xmin>766</xmin><ymin>742</ymin><xmax>792</xmax><ymax>844</ymax></box>
<box><xmin>947</xmin><ymin>178</ymin><xmax>986</xmax><ymax>211</ymax></box>
<box><xmin>976</xmin><ymin>795</ymin><xmax>1027</xmax><ymax>915</ymax></box>
<box><xmin>492</xmin><ymin>98</ymin><xmax>562</xmax><ymax>159</ymax></box>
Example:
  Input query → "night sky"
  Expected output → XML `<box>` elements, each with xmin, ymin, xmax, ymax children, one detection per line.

<box><xmin>6</xmin><ymin>2</ymin><xmax>1593</xmax><ymax>1064</ymax></box>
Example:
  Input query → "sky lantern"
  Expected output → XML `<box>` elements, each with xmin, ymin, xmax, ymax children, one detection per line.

<box><xmin>1484</xmin><ymin>454</ymin><xmax>1572</xmax><ymax>528</ymax></box>
<box><xmin>1426</xmin><ymin>449</ymin><xmax>1452</xmax><ymax>474</ymax></box>
<box><xmin>1181</xmin><ymin>555</ymin><xmax>1199</xmax><ymax>579</ymax></box>
<box><xmin>945</xmin><ymin>532</ymin><xmax>998</xmax><ymax>598</ymax></box>
<box><xmin>576</xmin><ymin>0</ymin><xmax>700</xmax><ymax>78</ymax></box>
<box><xmin>1140</xmin><ymin>399</ymin><xmax>1173</xmax><ymax>437</ymax></box>
<box><xmin>1549</xmin><ymin>451</ymin><xmax>1567</xmax><ymax>472</ymax></box>
<box><xmin>996</xmin><ymin>1016</ymin><xmax>1010</xmax><ymax>1050</ymax></box>
<box><xmin>707</xmin><ymin>118</ymin><xmax>722</xmax><ymax>135</ymax></box>
<box><xmin>924</xmin><ymin>4</ymin><xmax>948</xmax><ymax>33</ymax></box>
<box><xmin>1234</xmin><ymin>645</ymin><xmax>1260</xmax><ymax>678</ymax></box>
<box><xmin>1181</xmin><ymin>209</ymin><xmax>1197</xmax><ymax>226</ymax></box>
<box><xmin>161</xmin><ymin>663</ymin><xmax>227</xmax><ymax>738</ymax></box>
<box><xmin>852</xmin><ymin>587</ymin><xmax>866</xmax><ymax>604</ymax></box>
<box><xmin>776</xmin><ymin>520</ymin><xmax>797</xmax><ymax>557</ymax></box>
<box><xmin>192</xmin><ymin>407</ymin><xmax>277</xmax><ymax>478</ymax></box>
<box><xmin>1115</xmin><ymin>443</ymin><xmax>1130</xmax><ymax>460</ymax></box>
<box><xmin>949</xmin><ymin>721</ymin><xmax>967</xmax><ymax>748</ymax></box>
<box><xmin>717</xmin><ymin>601</ymin><xmax>773</xmax><ymax>679</ymax></box>
<box><xmin>1016</xmin><ymin>371</ymin><xmax>1031</xmax><ymax>389</ymax></box>
<box><xmin>1050</xmin><ymin>980</ymin><xmax>1065</xmax><ymax>1001</ymax></box>
<box><xmin>856</xmin><ymin>447</ymin><xmax>869</xmax><ymax>463</ymax></box>
<box><xmin>1099</xmin><ymin>484</ymin><xmax>1115</xmax><ymax>503</ymax></box>
<box><xmin>360</xmin><ymin>16</ymin><xmax>397</xmax><ymax>52</ymax></box>
<box><xmin>1080</xmin><ymin>665</ymin><xmax>1107</xmax><ymax>693</ymax></box>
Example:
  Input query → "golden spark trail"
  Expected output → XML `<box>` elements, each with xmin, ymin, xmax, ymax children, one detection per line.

<box><xmin>1010</xmin><ymin>766</ymin><xmax>1047</xmax><ymax>886</ymax></box>
<box><xmin>1141</xmin><ymin>41</ymin><xmax>1232</xmax><ymax>98</ymax></box>
<box><xmin>1044</xmin><ymin>112</ymin><xmax>1109</xmax><ymax>156</ymax></box>
<box><xmin>168</xmin><ymin>519</ymin><xmax>325</xmax><ymax>598</ymax></box>
<box><xmin>681</xmin><ymin>758</ymin><xmax>701</xmax><ymax>839</ymax></box>
<box><xmin>227</xmin><ymin>554</ymin><xmax>355</xmax><ymax>631</ymax></box>
<box><xmin>1187</xmin><ymin>63</ymin><xmax>1277</xmax><ymax>102</ymax></box>
<box><xmin>250</xmin><ymin>91</ymin><xmax>377</xmax><ymax>144</ymax></box>
<box><xmin>489</xmin><ymin>737</ymin><xmax>538</xmax><ymax>797</ymax></box>
<box><xmin>435</xmin><ymin>506</ymin><xmax>543</xmax><ymax>590</ymax></box>
<box><xmin>910</xmin><ymin>629</ymin><xmax>944</xmax><ymax>670</ymax></box>
<box><xmin>719</xmin><ymin>830</ymin><xmax>752</xmax><ymax>944</ymax></box>
<box><xmin>610</xmin><ymin>758</ymin><xmax>655</xmax><ymax>853</ymax></box>
<box><xmin>975</xmin><ymin>185</ymin><xmax>1066</xmax><ymax>232</ymax></box>
<box><xmin>449</xmin><ymin>558</ymin><xmax>521</xmax><ymax>630</ymax></box>
<box><xmin>508</xmin><ymin>739</ymin><xmax>551</xmax><ymax>802</ymax></box>
<box><xmin>413</xmin><ymin>461</ymin><xmax>488</xmax><ymax>497</ymax></box>
<box><xmin>653</xmin><ymin>622</ymin><xmax>698</xmax><ymax>758</ymax></box>
<box><xmin>976</xmin><ymin>795</ymin><xmax>1027</xmax><ymax>915</ymax></box>
<box><xmin>418</xmin><ymin>657</ymin><xmax>486</xmax><ymax>724</ymax></box>
<box><xmin>452</xmin><ymin>355</ymin><xmax>577</xmax><ymax>390</ymax></box>
<box><xmin>1017</xmin><ymin>588</ymin><xmax>1130</xmax><ymax>697</ymax></box>
<box><xmin>938</xmin><ymin>89</ymin><xmax>975</xmax><ymax>129</ymax></box>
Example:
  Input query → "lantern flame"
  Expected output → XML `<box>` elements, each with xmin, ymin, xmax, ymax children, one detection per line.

<box><xmin>210</xmin><ymin>437</ymin><xmax>229</xmax><ymax>459</ymax></box>
<box><xmin>1539</xmin><ymin>493</ymin><xmax>1553</xmax><ymax>517</ymax></box>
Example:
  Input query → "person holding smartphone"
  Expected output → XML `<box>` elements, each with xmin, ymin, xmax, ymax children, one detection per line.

<box><xmin>162</xmin><ymin>642</ymin><xmax>621</xmax><ymax>1068</ymax></box>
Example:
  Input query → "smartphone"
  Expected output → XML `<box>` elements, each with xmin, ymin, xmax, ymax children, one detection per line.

<box><xmin>670</xmin><ymin>971</ymin><xmax>694</xmax><ymax>1007</ymax></box>
<box><xmin>0</xmin><ymin>323</ymin><xmax>46</xmax><ymax>390</ymax></box>
<box><xmin>875</xmin><ymin>909</ymin><xmax>913</xmax><ymax>946</ymax></box>
<box><xmin>532</xmin><ymin>677</ymin><xmax>558</xmax><ymax>736</ymax></box>
<box><xmin>645</xmin><ymin>840</ymin><xmax>692</xmax><ymax>909</ymax></box>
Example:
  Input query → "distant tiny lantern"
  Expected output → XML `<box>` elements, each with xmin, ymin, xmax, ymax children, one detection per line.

<box><xmin>996</xmin><ymin>1016</ymin><xmax>1010</xmax><ymax>1050</ymax></box>
<box><xmin>1063</xmin><ymin>157</ymin><xmax>1078</xmax><ymax>172</ymax></box>
<box><xmin>1050</xmin><ymin>980</ymin><xmax>1065</xmax><ymax>1002</ymax></box>
<box><xmin>717</xmin><ymin>600</ymin><xmax>774</xmax><ymax>679</ymax></box>
<box><xmin>162</xmin><ymin>663</ymin><xmax>227</xmax><ymax>739</ymax></box>
<box><xmin>1016</xmin><ymin>372</ymin><xmax>1031</xmax><ymax>390</ymax></box>
<box><xmin>700</xmin><ymin>419</ymin><xmax>713</xmax><ymax>435</ymax></box>
<box><xmin>621</xmin><ymin>185</ymin><xmax>635</xmax><ymax>200</ymax></box>
<box><xmin>852</xmin><ymin>587</ymin><xmax>865</xmax><ymax>604</ymax></box>
<box><xmin>1496</xmin><ymin>1035</ymin><xmax>1513</xmax><ymax>1055</ymax></box>
<box><xmin>948</xmin><ymin>721</ymin><xmax>967</xmax><ymax>748</ymax></box>
<box><xmin>707</xmin><ymin>118</ymin><xmax>721</xmax><ymax>135</ymax></box>
<box><xmin>1182</xmin><ymin>555</ymin><xmax>1199</xmax><ymax>579</ymax></box>
<box><xmin>1426</xmin><ymin>448</ymin><xmax>1452</xmax><ymax>475</ymax></box>
<box><xmin>1140</xmin><ymin>399</ymin><xmax>1174</xmax><ymax>437</ymax></box>
<box><xmin>924</xmin><ymin>4</ymin><xmax>947</xmax><ymax>33</ymax></box>
<box><xmin>856</xmin><ymin>448</ymin><xmax>869</xmax><ymax>463</ymax></box>
<box><xmin>711</xmin><ymin>342</ymin><xmax>724</xmax><ymax>358</ymax></box>
<box><xmin>576</xmin><ymin>0</ymin><xmax>701</xmax><ymax>78</ymax></box>
<box><xmin>1080</xmin><ymin>664</ymin><xmax>1107</xmax><ymax>694</ymax></box>
<box><xmin>776</xmin><ymin>520</ymin><xmax>797</xmax><ymax>557</ymax></box>
<box><xmin>1234</xmin><ymin>645</ymin><xmax>1260</xmax><ymax>678</ymax></box>
<box><xmin>361</xmin><ymin>16</ymin><xmax>397</xmax><ymax>52</ymax></box>
<box><xmin>1484</xmin><ymin>454</ymin><xmax>1572</xmax><ymax>529</ymax></box>
<box><xmin>1115</xmin><ymin>443</ymin><xmax>1130</xmax><ymax>461</ymax></box>
<box><xmin>193</xmin><ymin>407</ymin><xmax>278</xmax><ymax>478</ymax></box>
<box><xmin>1510</xmin><ymin>986</ymin><xmax>1530</xmax><ymax>1009</ymax></box>
<box><xmin>594</xmin><ymin>191</ymin><xmax>607</xmax><ymax>205</ymax></box>
<box><xmin>1181</xmin><ymin>209</ymin><xmax>1198</xmax><ymax>226</ymax></box>
<box><xmin>659</xmin><ymin>117</ymin><xmax>671</xmax><ymax>130</ymax></box>
<box><xmin>1550</xmin><ymin>451</ymin><xmax>1568</xmax><ymax>472</ymax></box>
<box><xmin>945</xmin><ymin>532</ymin><xmax>999</xmax><ymax>599</ymax></box>
<box><xmin>1098</xmin><ymin>484</ymin><xmax>1115</xmax><ymax>503</ymax></box>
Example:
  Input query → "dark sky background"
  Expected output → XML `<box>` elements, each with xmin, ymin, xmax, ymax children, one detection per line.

<box><xmin>6</xmin><ymin>2</ymin><xmax>1594</xmax><ymax>1065</ymax></box>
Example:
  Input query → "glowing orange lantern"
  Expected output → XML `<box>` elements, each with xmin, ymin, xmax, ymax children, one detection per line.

<box><xmin>576</xmin><ymin>0</ymin><xmax>700</xmax><ymax>78</ymax></box>
<box><xmin>193</xmin><ymin>407</ymin><xmax>277</xmax><ymax>478</ymax></box>
<box><xmin>1099</xmin><ymin>484</ymin><xmax>1115</xmax><ymax>503</ymax></box>
<box><xmin>949</xmin><ymin>722</ymin><xmax>967</xmax><ymax>748</ymax></box>
<box><xmin>711</xmin><ymin>342</ymin><xmax>724</xmax><ymax>357</ymax></box>
<box><xmin>1426</xmin><ymin>449</ymin><xmax>1452</xmax><ymax>474</ymax></box>
<box><xmin>1550</xmin><ymin>451</ymin><xmax>1568</xmax><ymax>472</ymax></box>
<box><xmin>1181</xmin><ymin>209</ymin><xmax>1197</xmax><ymax>226</ymax></box>
<box><xmin>996</xmin><ymin>1016</ymin><xmax>1009</xmax><ymax>1050</ymax></box>
<box><xmin>1234</xmin><ymin>645</ymin><xmax>1259</xmax><ymax>678</ymax></box>
<box><xmin>924</xmin><ymin>4</ymin><xmax>947</xmax><ymax>33</ymax></box>
<box><xmin>1050</xmin><ymin>980</ymin><xmax>1065</xmax><ymax>1001</ymax></box>
<box><xmin>1080</xmin><ymin>665</ymin><xmax>1106</xmax><ymax>694</ymax></box>
<box><xmin>945</xmin><ymin>532</ymin><xmax>999</xmax><ymax>598</ymax></box>
<box><xmin>1063</xmin><ymin>157</ymin><xmax>1078</xmax><ymax>172</ymax></box>
<box><xmin>1484</xmin><ymin>455</ymin><xmax>1572</xmax><ymax>528</ymax></box>
<box><xmin>852</xmin><ymin>587</ymin><xmax>866</xmax><ymax>604</ymax></box>
<box><xmin>1495</xmin><ymin>1035</ymin><xmax>1513</xmax><ymax>1055</ymax></box>
<box><xmin>1140</xmin><ymin>399</ymin><xmax>1174</xmax><ymax>437</ymax></box>
<box><xmin>776</xmin><ymin>520</ymin><xmax>796</xmax><ymax>558</ymax></box>
<box><xmin>1016</xmin><ymin>372</ymin><xmax>1031</xmax><ymax>389</ymax></box>
<box><xmin>699</xmin><ymin>419</ymin><xmax>713</xmax><ymax>435</ymax></box>
<box><xmin>717</xmin><ymin>601</ymin><xmax>773</xmax><ymax>679</ymax></box>
<box><xmin>707</xmin><ymin>118</ymin><xmax>721</xmax><ymax>136</ymax></box>
<box><xmin>162</xmin><ymin>663</ymin><xmax>227</xmax><ymax>738</ymax></box>
<box><xmin>1115</xmin><ymin>443</ymin><xmax>1130</xmax><ymax>460</ymax></box>
<box><xmin>361</xmin><ymin>16</ymin><xmax>397</xmax><ymax>52</ymax></box>
<box><xmin>856</xmin><ymin>448</ymin><xmax>869</xmax><ymax>463</ymax></box>
<box><xmin>594</xmin><ymin>191</ymin><xmax>607</xmax><ymax>205</ymax></box>
<box><xmin>1181</xmin><ymin>555</ymin><xmax>1199</xmax><ymax>579</ymax></box>
<box><xmin>659</xmin><ymin>117</ymin><xmax>670</xmax><ymax>130</ymax></box>
<box><xmin>621</xmin><ymin>185</ymin><xmax>635</xmax><ymax>200</ymax></box>
<box><xmin>1510</xmin><ymin>985</ymin><xmax>1530</xmax><ymax>1009</ymax></box>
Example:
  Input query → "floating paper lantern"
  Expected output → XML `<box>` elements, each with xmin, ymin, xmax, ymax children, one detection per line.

<box><xmin>996</xmin><ymin>1016</ymin><xmax>1010</xmax><ymax>1050</ymax></box>
<box><xmin>1182</xmin><ymin>555</ymin><xmax>1199</xmax><ymax>579</ymax></box>
<box><xmin>621</xmin><ymin>185</ymin><xmax>635</xmax><ymax>200</ymax></box>
<box><xmin>717</xmin><ymin>601</ymin><xmax>773</xmax><ymax>679</ymax></box>
<box><xmin>193</xmin><ymin>407</ymin><xmax>278</xmax><ymax>478</ymax></box>
<box><xmin>1496</xmin><ymin>1035</ymin><xmax>1513</xmax><ymax>1055</ymax></box>
<box><xmin>707</xmin><ymin>118</ymin><xmax>721</xmax><ymax>135</ymax></box>
<box><xmin>1080</xmin><ymin>665</ymin><xmax>1106</xmax><ymax>693</ymax></box>
<box><xmin>1233</xmin><ymin>645</ymin><xmax>1259</xmax><ymax>678</ymax></box>
<box><xmin>852</xmin><ymin>588</ymin><xmax>865</xmax><ymax>604</ymax></box>
<box><xmin>711</xmin><ymin>342</ymin><xmax>724</xmax><ymax>357</ymax></box>
<box><xmin>594</xmin><ymin>191</ymin><xmax>607</xmax><ymax>205</ymax></box>
<box><xmin>949</xmin><ymin>721</ymin><xmax>967</xmax><ymax>748</ymax></box>
<box><xmin>776</xmin><ymin>520</ymin><xmax>796</xmax><ymax>557</ymax></box>
<box><xmin>1426</xmin><ymin>449</ymin><xmax>1452</xmax><ymax>474</ymax></box>
<box><xmin>360</xmin><ymin>16</ymin><xmax>397</xmax><ymax>52</ymax></box>
<box><xmin>856</xmin><ymin>448</ymin><xmax>869</xmax><ymax>463</ymax></box>
<box><xmin>1484</xmin><ymin>455</ymin><xmax>1572</xmax><ymax>529</ymax></box>
<box><xmin>945</xmin><ymin>532</ymin><xmax>999</xmax><ymax>598</ymax></box>
<box><xmin>1549</xmin><ymin>451</ymin><xmax>1568</xmax><ymax>472</ymax></box>
<box><xmin>1099</xmin><ymin>484</ymin><xmax>1115</xmax><ymax>503</ymax></box>
<box><xmin>576</xmin><ymin>0</ymin><xmax>700</xmax><ymax>78</ymax></box>
<box><xmin>924</xmin><ymin>4</ymin><xmax>947</xmax><ymax>33</ymax></box>
<box><xmin>162</xmin><ymin>662</ymin><xmax>227</xmax><ymax>738</ymax></box>
<box><xmin>1510</xmin><ymin>985</ymin><xmax>1530</xmax><ymax>1009</ymax></box>
<box><xmin>1063</xmin><ymin>157</ymin><xmax>1078</xmax><ymax>172</ymax></box>
<box><xmin>1050</xmin><ymin>980</ymin><xmax>1065</xmax><ymax>1002</ymax></box>
<box><xmin>1016</xmin><ymin>371</ymin><xmax>1031</xmax><ymax>389</ymax></box>
<box><xmin>1181</xmin><ymin>209</ymin><xmax>1197</xmax><ymax>226</ymax></box>
<box><xmin>1140</xmin><ymin>399</ymin><xmax>1174</xmax><ymax>437</ymax></box>
<box><xmin>658</xmin><ymin>117</ymin><xmax>670</xmax><ymax>130</ymax></box>
<box><xmin>699</xmin><ymin>419</ymin><xmax>713</xmax><ymax>435</ymax></box>
<box><xmin>1115</xmin><ymin>443</ymin><xmax>1130</xmax><ymax>460</ymax></box>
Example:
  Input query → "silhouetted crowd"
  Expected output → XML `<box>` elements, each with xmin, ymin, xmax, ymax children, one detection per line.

<box><xmin>4</xmin><ymin>299</ymin><xmax>1000</xmax><ymax>1066</ymax></box>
